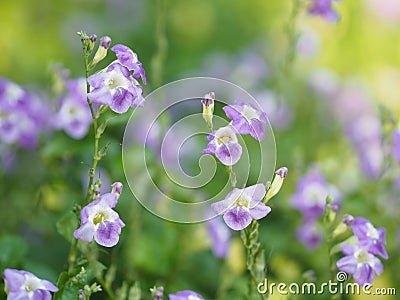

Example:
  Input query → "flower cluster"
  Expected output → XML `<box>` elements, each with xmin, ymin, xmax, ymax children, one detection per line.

<box><xmin>337</xmin><ymin>216</ymin><xmax>388</xmax><ymax>286</ymax></box>
<box><xmin>87</xmin><ymin>44</ymin><xmax>146</xmax><ymax>114</ymax></box>
<box><xmin>202</xmin><ymin>97</ymin><xmax>267</xmax><ymax>166</ymax></box>
<box><xmin>291</xmin><ymin>165</ymin><xmax>341</xmax><ymax>249</ymax></box>
<box><xmin>309</xmin><ymin>76</ymin><xmax>384</xmax><ymax>179</ymax></box>
<box><xmin>74</xmin><ymin>182</ymin><xmax>125</xmax><ymax>247</ymax></box>
<box><xmin>308</xmin><ymin>0</ymin><xmax>340</xmax><ymax>23</ymax></box>
<box><xmin>0</xmin><ymin>78</ymin><xmax>49</xmax><ymax>148</ymax></box>
<box><xmin>3</xmin><ymin>268</ymin><xmax>58</xmax><ymax>300</ymax></box>
<box><xmin>54</xmin><ymin>77</ymin><xmax>93</xmax><ymax>139</ymax></box>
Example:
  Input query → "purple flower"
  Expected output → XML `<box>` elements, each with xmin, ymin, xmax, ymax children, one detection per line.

<box><xmin>392</xmin><ymin>129</ymin><xmax>400</xmax><ymax>163</ymax></box>
<box><xmin>54</xmin><ymin>78</ymin><xmax>92</xmax><ymax>139</ymax></box>
<box><xmin>88</xmin><ymin>62</ymin><xmax>144</xmax><ymax>114</ymax></box>
<box><xmin>74</xmin><ymin>189</ymin><xmax>125</xmax><ymax>247</ymax></box>
<box><xmin>290</xmin><ymin>166</ymin><xmax>341</xmax><ymax>221</ymax></box>
<box><xmin>296</xmin><ymin>221</ymin><xmax>323</xmax><ymax>249</ymax></box>
<box><xmin>203</xmin><ymin>125</ymin><xmax>242</xmax><ymax>166</ymax></box>
<box><xmin>345</xmin><ymin>113</ymin><xmax>384</xmax><ymax>179</ymax></box>
<box><xmin>309</xmin><ymin>0</ymin><xmax>340</xmax><ymax>23</ymax></box>
<box><xmin>111</xmin><ymin>44</ymin><xmax>146</xmax><ymax>84</ymax></box>
<box><xmin>223</xmin><ymin>101</ymin><xmax>268</xmax><ymax>141</ymax></box>
<box><xmin>169</xmin><ymin>290</ymin><xmax>204</xmax><ymax>300</ymax></box>
<box><xmin>337</xmin><ymin>243</ymin><xmax>383</xmax><ymax>286</ymax></box>
<box><xmin>211</xmin><ymin>184</ymin><xmax>270</xmax><ymax>231</ymax></box>
<box><xmin>0</xmin><ymin>78</ymin><xmax>49</xmax><ymax>148</ymax></box>
<box><xmin>351</xmin><ymin>217</ymin><xmax>388</xmax><ymax>259</ymax></box>
<box><xmin>207</xmin><ymin>217</ymin><xmax>231</xmax><ymax>258</ymax></box>
<box><xmin>3</xmin><ymin>268</ymin><xmax>58</xmax><ymax>300</ymax></box>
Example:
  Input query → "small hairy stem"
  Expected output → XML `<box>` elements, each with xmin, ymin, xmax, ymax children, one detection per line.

<box><xmin>241</xmin><ymin>221</ymin><xmax>269</xmax><ymax>300</ymax></box>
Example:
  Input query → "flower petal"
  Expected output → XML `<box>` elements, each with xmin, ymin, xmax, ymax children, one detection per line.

<box><xmin>94</xmin><ymin>221</ymin><xmax>122</xmax><ymax>247</ymax></box>
<box><xmin>215</xmin><ymin>142</ymin><xmax>242</xmax><ymax>166</ymax></box>
<box><xmin>249</xmin><ymin>203</ymin><xmax>271</xmax><ymax>220</ymax></box>
<box><xmin>336</xmin><ymin>256</ymin><xmax>357</xmax><ymax>275</ymax></box>
<box><xmin>73</xmin><ymin>222</ymin><xmax>95</xmax><ymax>243</ymax></box>
<box><xmin>223</xmin><ymin>206</ymin><xmax>252</xmax><ymax>230</ymax></box>
<box><xmin>243</xmin><ymin>183</ymin><xmax>266</xmax><ymax>205</ymax></box>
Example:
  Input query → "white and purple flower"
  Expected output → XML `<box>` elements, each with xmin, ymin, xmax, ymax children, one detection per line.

<box><xmin>111</xmin><ymin>44</ymin><xmax>146</xmax><ymax>84</ymax></box>
<box><xmin>169</xmin><ymin>290</ymin><xmax>204</xmax><ymax>300</ymax></box>
<box><xmin>211</xmin><ymin>184</ymin><xmax>270</xmax><ymax>231</ymax></box>
<box><xmin>223</xmin><ymin>101</ymin><xmax>268</xmax><ymax>141</ymax></box>
<box><xmin>87</xmin><ymin>62</ymin><xmax>144</xmax><ymax>114</ymax></box>
<box><xmin>351</xmin><ymin>217</ymin><xmax>388</xmax><ymax>259</ymax></box>
<box><xmin>74</xmin><ymin>183</ymin><xmax>125</xmax><ymax>247</ymax></box>
<box><xmin>54</xmin><ymin>78</ymin><xmax>92</xmax><ymax>139</ymax></box>
<box><xmin>308</xmin><ymin>0</ymin><xmax>340</xmax><ymax>23</ymax></box>
<box><xmin>290</xmin><ymin>166</ymin><xmax>341</xmax><ymax>221</ymax></box>
<box><xmin>0</xmin><ymin>78</ymin><xmax>49</xmax><ymax>148</ymax></box>
<box><xmin>336</xmin><ymin>243</ymin><xmax>383</xmax><ymax>286</ymax></box>
<box><xmin>203</xmin><ymin>125</ymin><xmax>242</xmax><ymax>166</ymax></box>
<box><xmin>3</xmin><ymin>268</ymin><xmax>58</xmax><ymax>300</ymax></box>
<box><xmin>296</xmin><ymin>221</ymin><xmax>323</xmax><ymax>250</ymax></box>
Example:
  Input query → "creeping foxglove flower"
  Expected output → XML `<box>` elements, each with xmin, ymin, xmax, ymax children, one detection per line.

<box><xmin>207</xmin><ymin>217</ymin><xmax>231</xmax><ymax>258</ymax></box>
<box><xmin>74</xmin><ymin>184</ymin><xmax>125</xmax><ymax>247</ymax></box>
<box><xmin>111</xmin><ymin>44</ymin><xmax>146</xmax><ymax>84</ymax></box>
<box><xmin>54</xmin><ymin>78</ymin><xmax>92</xmax><ymax>139</ymax></box>
<box><xmin>0</xmin><ymin>78</ymin><xmax>49</xmax><ymax>148</ymax></box>
<box><xmin>203</xmin><ymin>125</ymin><xmax>242</xmax><ymax>166</ymax></box>
<box><xmin>169</xmin><ymin>290</ymin><xmax>204</xmax><ymax>300</ymax></box>
<box><xmin>3</xmin><ymin>268</ymin><xmax>58</xmax><ymax>300</ymax></box>
<box><xmin>88</xmin><ymin>62</ymin><xmax>144</xmax><ymax>114</ymax></box>
<box><xmin>290</xmin><ymin>166</ymin><xmax>341</xmax><ymax>221</ymax></box>
<box><xmin>211</xmin><ymin>184</ymin><xmax>270</xmax><ymax>230</ymax></box>
<box><xmin>223</xmin><ymin>101</ymin><xmax>268</xmax><ymax>141</ymax></box>
<box><xmin>337</xmin><ymin>243</ymin><xmax>383</xmax><ymax>286</ymax></box>
<box><xmin>351</xmin><ymin>217</ymin><xmax>388</xmax><ymax>259</ymax></box>
<box><xmin>309</xmin><ymin>0</ymin><xmax>340</xmax><ymax>23</ymax></box>
<box><xmin>296</xmin><ymin>221</ymin><xmax>323</xmax><ymax>249</ymax></box>
<box><xmin>392</xmin><ymin>129</ymin><xmax>400</xmax><ymax>163</ymax></box>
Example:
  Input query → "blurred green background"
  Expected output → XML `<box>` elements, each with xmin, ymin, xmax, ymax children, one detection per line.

<box><xmin>1</xmin><ymin>0</ymin><xmax>400</xmax><ymax>299</ymax></box>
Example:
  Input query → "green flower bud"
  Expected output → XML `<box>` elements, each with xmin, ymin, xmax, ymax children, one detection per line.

<box><xmin>264</xmin><ymin>167</ymin><xmax>288</xmax><ymax>202</ymax></box>
<box><xmin>202</xmin><ymin>92</ymin><xmax>215</xmax><ymax>131</ymax></box>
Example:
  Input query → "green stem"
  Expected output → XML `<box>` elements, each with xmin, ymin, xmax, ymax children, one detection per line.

<box><xmin>67</xmin><ymin>33</ymin><xmax>103</xmax><ymax>273</ymax></box>
<box><xmin>83</xmin><ymin>46</ymin><xmax>100</xmax><ymax>205</ymax></box>
<box><xmin>151</xmin><ymin>0</ymin><xmax>168</xmax><ymax>88</ymax></box>
<box><xmin>241</xmin><ymin>221</ymin><xmax>268</xmax><ymax>300</ymax></box>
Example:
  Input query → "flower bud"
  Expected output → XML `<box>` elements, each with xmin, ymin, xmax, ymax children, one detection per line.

<box><xmin>202</xmin><ymin>92</ymin><xmax>215</xmax><ymax>130</ymax></box>
<box><xmin>331</xmin><ymin>214</ymin><xmax>353</xmax><ymax>239</ymax></box>
<box><xmin>264</xmin><ymin>167</ymin><xmax>288</xmax><ymax>202</ymax></box>
<box><xmin>111</xmin><ymin>182</ymin><xmax>123</xmax><ymax>198</ymax></box>
<box><xmin>100</xmin><ymin>36</ymin><xmax>111</xmax><ymax>49</ymax></box>
<box><xmin>90</xmin><ymin>36</ymin><xmax>112</xmax><ymax>68</ymax></box>
<box><xmin>150</xmin><ymin>286</ymin><xmax>164</xmax><ymax>300</ymax></box>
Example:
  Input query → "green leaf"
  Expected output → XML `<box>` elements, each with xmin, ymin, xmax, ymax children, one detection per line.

<box><xmin>128</xmin><ymin>281</ymin><xmax>141</xmax><ymax>300</ymax></box>
<box><xmin>105</xmin><ymin>264</ymin><xmax>116</xmax><ymax>288</ymax></box>
<box><xmin>56</xmin><ymin>212</ymin><xmax>78</xmax><ymax>243</ymax></box>
<box><xmin>59</xmin><ymin>284</ymin><xmax>80</xmax><ymax>300</ymax></box>
<box><xmin>0</xmin><ymin>235</ymin><xmax>28</xmax><ymax>267</ymax></box>
<box><xmin>116</xmin><ymin>282</ymin><xmax>128</xmax><ymax>300</ymax></box>
<box><xmin>98</xmin><ymin>142</ymin><xmax>110</xmax><ymax>158</ymax></box>
<box><xmin>96</xmin><ymin>119</ymin><xmax>110</xmax><ymax>138</ymax></box>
